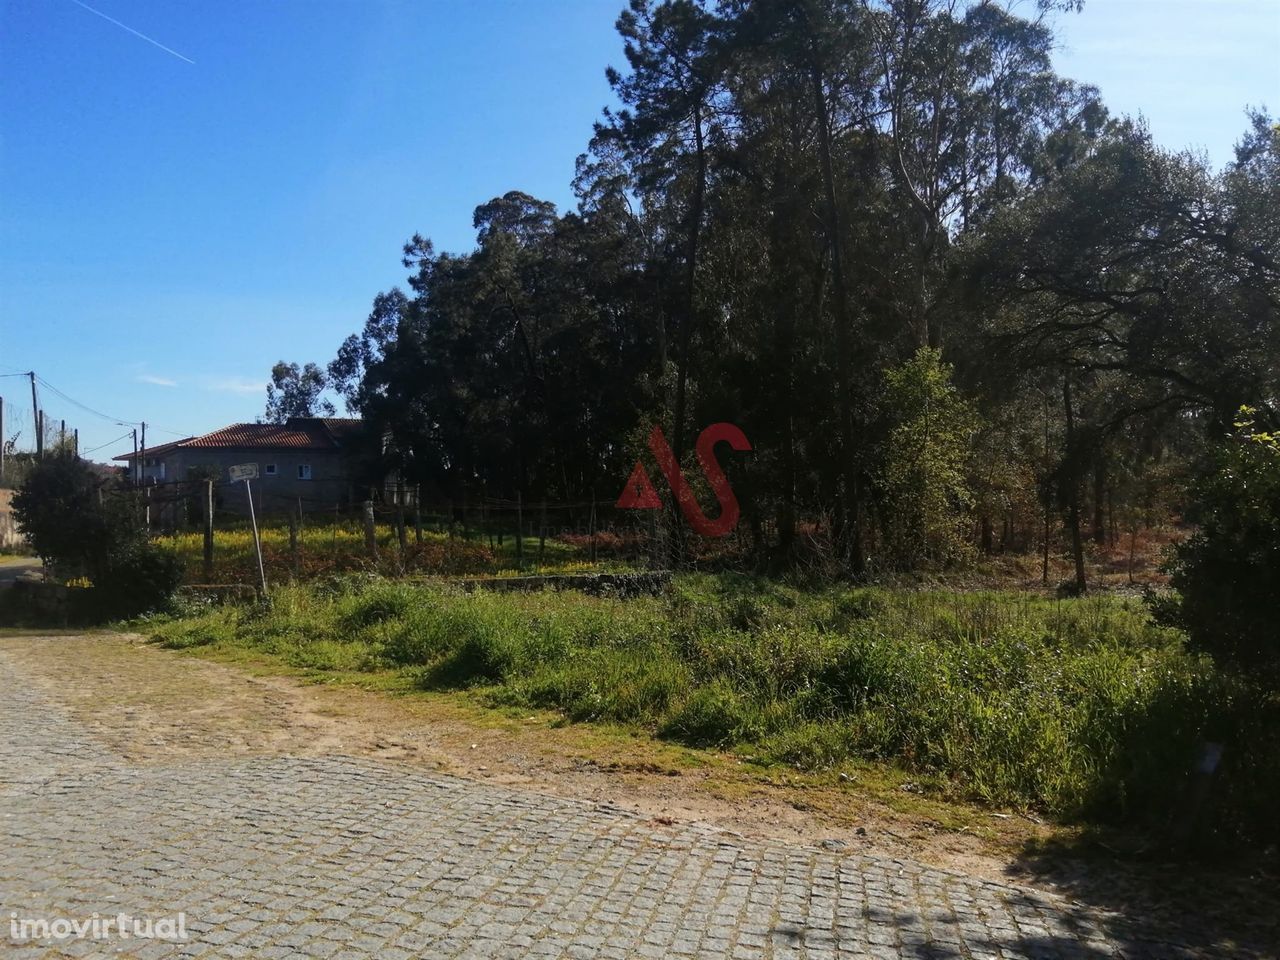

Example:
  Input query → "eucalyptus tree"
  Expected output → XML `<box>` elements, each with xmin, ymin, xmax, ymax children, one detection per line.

<box><xmin>865</xmin><ymin>0</ymin><xmax>1106</xmax><ymax>349</ymax></box>
<box><xmin>263</xmin><ymin>361</ymin><xmax>335</xmax><ymax>423</ymax></box>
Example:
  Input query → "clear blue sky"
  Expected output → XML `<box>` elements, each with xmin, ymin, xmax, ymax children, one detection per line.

<box><xmin>1</xmin><ymin>0</ymin><xmax>1276</xmax><ymax>460</ymax></box>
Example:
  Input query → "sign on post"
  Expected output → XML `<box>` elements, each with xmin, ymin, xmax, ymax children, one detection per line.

<box><xmin>229</xmin><ymin>463</ymin><xmax>268</xmax><ymax>595</ymax></box>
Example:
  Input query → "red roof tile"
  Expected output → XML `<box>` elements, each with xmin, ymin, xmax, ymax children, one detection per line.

<box><xmin>110</xmin><ymin>438</ymin><xmax>192</xmax><ymax>461</ymax></box>
<box><xmin>114</xmin><ymin>418</ymin><xmax>362</xmax><ymax>460</ymax></box>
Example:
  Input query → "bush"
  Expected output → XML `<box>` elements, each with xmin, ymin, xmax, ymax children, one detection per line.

<box><xmin>10</xmin><ymin>454</ymin><xmax>185</xmax><ymax>620</ymax></box>
<box><xmin>1153</xmin><ymin>408</ymin><xmax>1280</xmax><ymax>683</ymax></box>
<box><xmin>90</xmin><ymin>543</ymin><xmax>186</xmax><ymax>620</ymax></box>
<box><xmin>875</xmin><ymin>348</ymin><xmax>978</xmax><ymax>569</ymax></box>
<box><xmin>11</xmin><ymin>453</ymin><xmax>131</xmax><ymax>578</ymax></box>
<box><xmin>659</xmin><ymin>679</ymin><xmax>766</xmax><ymax>746</ymax></box>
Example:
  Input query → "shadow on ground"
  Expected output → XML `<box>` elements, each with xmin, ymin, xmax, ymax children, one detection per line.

<box><xmin>764</xmin><ymin>832</ymin><xmax>1278</xmax><ymax>959</ymax></box>
<box><xmin>1003</xmin><ymin>834</ymin><xmax>1280</xmax><ymax>959</ymax></box>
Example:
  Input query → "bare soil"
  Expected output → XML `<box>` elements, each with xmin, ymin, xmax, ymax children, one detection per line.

<box><xmin>0</xmin><ymin>631</ymin><xmax>1043</xmax><ymax>878</ymax></box>
<box><xmin>2</xmin><ymin>629</ymin><xmax>1275</xmax><ymax>953</ymax></box>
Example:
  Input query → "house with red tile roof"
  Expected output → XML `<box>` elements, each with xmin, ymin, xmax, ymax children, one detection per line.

<box><xmin>114</xmin><ymin>417</ymin><xmax>371</xmax><ymax>516</ymax></box>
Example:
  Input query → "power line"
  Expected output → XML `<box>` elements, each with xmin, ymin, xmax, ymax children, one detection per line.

<box><xmin>81</xmin><ymin>430</ymin><xmax>135</xmax><ymax>456</ymax></box>
<box><xmin>7</xmin><ymin>369</ymin><xmax>195</xmax><ymax>449</ymax></box>
<box><xmin>34</xmin><ymin>374</ymin><xmax>139</xmax><ymax>427</ymax></box>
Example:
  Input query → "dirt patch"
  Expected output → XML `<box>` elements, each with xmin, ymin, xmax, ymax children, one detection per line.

<box><xmin>2</xmin><ymin>628</ymin><xmax>1276</xmax><ymax>953</ymax></box>
<box><xmin>0</xmin><ymin>630</ymin><xmax>1044</xmax><ymax>884</ymax></box>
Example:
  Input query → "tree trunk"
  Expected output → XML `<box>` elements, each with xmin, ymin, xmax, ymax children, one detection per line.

<box><xmin>811</xmin><ymin>63</ymin><xmax>864</xmax><ymax>576</ymax></box>
<box><xmin>1062</xmin><ymin>375</ymin><xmax>1087</xmax><ymax>594</ymax></box>
<box><xmin>1092</xmin><ymin>458</ymin><xmax>1107</xmax><ymax>544</ymax></box>
<box><xmin>672</xmin><ymin>101</ymin><xmax>706</xmax><ymax>469</ymax></box>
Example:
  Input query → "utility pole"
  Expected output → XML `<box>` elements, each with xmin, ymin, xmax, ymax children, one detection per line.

<box><xmin>0</xmin><ymin>395</ymin><xmax>5</xmax><ymax>481</ymax></box>
<box><xmin>132</xmin><ymin>429</ymin><xmax>139</xmax><ymax>483</ymax></box>
<box><xmin>29</xmin><ymin>372</ymin><xmax>42</xmax><ymax>459</ymax></box>
<box><xmin>73</xmin><ymin>428</ymin><xmax>78</xmax><ymax>458</ymax></box>
<box><xmin>140</xmin><ymin>421</ymin><xmax>146</xmax><ymax>481</ymax></box>
<box><xmin>60</xmin><ymin>419</ymin><xmax>66</xmax><ymax>451</ymax></box>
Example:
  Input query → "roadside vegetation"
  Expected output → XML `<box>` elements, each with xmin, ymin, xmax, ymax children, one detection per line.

<box><xmin>5</xmin><ymin>0</ymin><xmax>1275</xmax><ymax>861</ymax></box>
<box><xmin>143</xmin><ymin>574</ymin><xmax>1279</xmax><ymax>849</ymax></box>
<box><xmin>5</xmin><ymin>453</ymin><xmax>182</xmax><ymax>620</ymax></box>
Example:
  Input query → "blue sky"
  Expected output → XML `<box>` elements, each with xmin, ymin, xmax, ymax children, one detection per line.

<box><xmin>1</xmin><ymin>0</ymin><xmax>1276</xmax><ymax>460</ymax></box>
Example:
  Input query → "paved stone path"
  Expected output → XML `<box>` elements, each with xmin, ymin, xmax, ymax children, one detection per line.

<box><xmin>0</xmin><ymin>647</ymin><xmax>1258</xmax><ymax>959</ymax></box>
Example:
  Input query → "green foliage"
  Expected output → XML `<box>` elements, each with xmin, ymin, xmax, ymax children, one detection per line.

<box><xmin>145</xmin><ymin>576</ymin><xmax>1280</xmax><ymax>843</ymax></box>
<box><xmin>876</xmin><ymin>349</ymin><xmax>979</xmax><ymax>569</ymax></box>
<box><xmin>12</xmin><ymin>453</ymin><xmax>129</xmax><ymax>576</ymax></box>
<box><xmin>10</xmin><ymin>453</ymin><xmax>184</xmax><ymax>619</ymax></box>
<box><xmin>658</xmin><ymin>678</ymin><xmax>765</xmax><ymax>747</ymax></box>
<box><xmin>264</xmin><ymin>361</ymin><xmax>334</xmax><ymax>423</ymax></box>
<box><xmin>1154</xmin><ymin>408</ymin><xmax>1280</xmax><ymax>681</ymax></box>
<box><xmin>256</xmin><ymin>2</ymin><xmax>1279</xmax><ymax>579</ymax></box>
<box><xmin>250</xmin><ymin>5</ymin><xmax>1277</xmax><ymax>586</ymax></box>
<box><xmin>88</xmin><ymin>542</ymin><xmax>185</xmax><ymax>621</ymax></box>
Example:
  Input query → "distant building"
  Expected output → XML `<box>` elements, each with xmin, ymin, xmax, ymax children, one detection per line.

<box><xmin>114</xmin><ymin>417</ymin><xmax>371</xmax><ymax>518</ymax></box>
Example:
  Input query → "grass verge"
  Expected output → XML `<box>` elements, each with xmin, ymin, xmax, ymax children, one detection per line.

<box><xmin>137</xmin><ymin>573</ymin><xmax>1280</xmax><ymax>845</ymax></box>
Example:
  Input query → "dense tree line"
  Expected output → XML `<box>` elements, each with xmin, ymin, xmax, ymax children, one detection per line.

<box><xmin>269</xmin><ymin>0</ymin><xmax>1278</xmax><ymax>585</ymax></box>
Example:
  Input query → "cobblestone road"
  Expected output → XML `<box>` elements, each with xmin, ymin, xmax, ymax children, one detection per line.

<box><xmin>0</xmin><ymin>646</ymin><xmax>1261</xmax><ymax>959</ymax></box>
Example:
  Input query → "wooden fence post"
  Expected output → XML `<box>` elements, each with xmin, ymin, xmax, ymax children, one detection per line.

<box><xmin>515</xmin><ymin>492</ymin><xmax>524</xmax><ymax>564</ymax></box>
<box><xmin>288</xmin><ymin>509</ymin><xmax>300</xmax><ymax>579</ymax></box>
<box><xmin>202</xmin><ymin>479</ymin><xmax>214</xmax><ymax>582</ymax></box>
<box><xmin>395</xmin><ymin>487</ymin><xmax>407</xmax><ymax>576</ymax></box>
<box><xmin>413</xmin><ymin>485</ymin><xmax>423</xmax><ymax>544</ymax></box>
<box><xmin>538</xmin><ymin>499</ymin><xmax>547</xmax><ymax>566</ymax></box>
<box><xmin>363</xmin><ymin>500</ymin><xmax>377</xmax><ymax>560</ymax></box>
<box><xmin>396</xmin><ymin>492</ymin><xmax>407</xmax><ymax>553</ymax></box>
<box><xmin>589</xmin><ymin>491</ymin><xmax>597</xmax><ymax>564</ymax></box>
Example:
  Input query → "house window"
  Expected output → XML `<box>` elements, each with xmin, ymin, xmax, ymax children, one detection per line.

<box><xmin>264</xmin><ymin>464</ymin><xmax>278</xmax><ymax>476</ymax></box>
<box><xmin>297</xmin><ymin>464</ymin><xmax>312</xmax><ymax>481</ymax></box>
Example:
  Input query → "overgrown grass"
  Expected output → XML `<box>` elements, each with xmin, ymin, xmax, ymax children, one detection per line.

<box><xmin>142</xmin><ymin>574</ymin><xmax>1279</xmax><ymax>843</ymax></box>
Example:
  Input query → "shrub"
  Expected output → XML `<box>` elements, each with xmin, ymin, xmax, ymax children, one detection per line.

<box><xmin>90</xmin><ymin>542</ymin><xmax>185</xmax><ymax>620</ymax></box>
<box><xmin>875</xmin><ymin>348</ymin><xmax>978</xmax><ymax>569</ymax></box>
<box><xmin>338</xmin><ymin>582</ymin><xmax>419</xmax><ymax>629</ymax></box>
<box><xmin>516</xmin><ymin>648</ymin><xmax>689</xmax><ymax>724</ymax></box>
<box><xmin>1152</xmin><ymin>408</ymin><xmax>1280</xmax><ymax>683</ymax></box>
<box><xmin>11</xmin><ymin>453</ymin><xmax>132</xmax><ymax>578</ymax></box>
<box><xmin>11</xmin><ymin>455</ymin><xmax>185</xmax><ymax>620</ymax></box>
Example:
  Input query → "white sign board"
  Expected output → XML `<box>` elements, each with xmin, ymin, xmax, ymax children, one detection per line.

<box><xmin>229</xmin><ymin>463</ymin><xmax>259</xmax><ymax>483</ymax></box>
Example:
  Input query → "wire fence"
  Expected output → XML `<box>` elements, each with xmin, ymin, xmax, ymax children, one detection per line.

<box><xmin>131</xmin><ymin>475</ymin><xmax>707</xmax><ymax>586</ymax></box>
